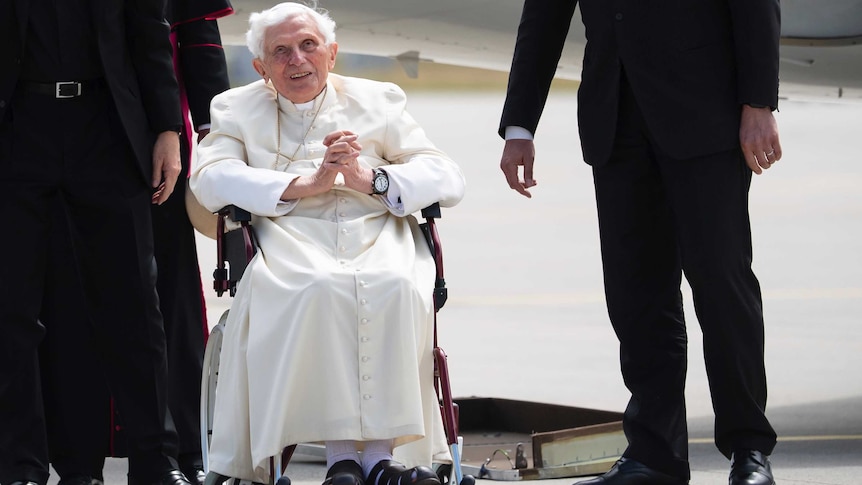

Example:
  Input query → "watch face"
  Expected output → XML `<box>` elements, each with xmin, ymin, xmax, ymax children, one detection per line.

<box><xmin>373</xmin><ymin>171</ymin><xmax>389</xmax><ymax>193</ymax></box>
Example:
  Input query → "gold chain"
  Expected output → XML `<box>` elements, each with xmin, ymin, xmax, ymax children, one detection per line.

<box><xmin>273</xmin><ymin>87</ymin><xmax>328</xmax><ymax>171</ymax></box>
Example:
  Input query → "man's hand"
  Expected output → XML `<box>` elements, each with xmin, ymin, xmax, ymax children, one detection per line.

<box><xmin>151</xmin><ymin>130</ymin><xmax>182</xmax><ymax>205</ymax></box>
<box><xmin>280</xmin><ymin>130</ymin><xmax>362</xmax><ymax>201</ymax></box>
<box><xmin>500</xmin><ymin>139</ymin><xmax>537</xmax><ymax>198</ymax></box>
<box><xmin>740</xmin><ymin>105</ymin><xmax>782</xmax><ymax>174</ymax></box>
<box><xmin>322</xmin><ymin>130</ymin><xmax>367</xmax><ymax>192</ymax></box>
<box><xmin>280</xmin><ymin>169</ymin><xmax>339</xmax><ymax>200</ymax></box>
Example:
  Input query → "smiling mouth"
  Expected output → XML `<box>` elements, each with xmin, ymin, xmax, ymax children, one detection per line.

<box><xmin>290</xmin><ymin>72</ymin><xmax>311</xmax><ymax>79</ymax></box>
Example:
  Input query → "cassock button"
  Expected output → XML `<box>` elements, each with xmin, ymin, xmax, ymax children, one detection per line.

<box><xmin>363</xmin><ymin>394</ymin><xmax>371</xmax><ymax>400</ymax></box>
<box><xmin>359</xmin><ymin>280</ymin><xmax>367</xmax><ymax>287</ymax></box>
<box><xmin>361</xmin><ymin>356</ymin><xmax>370</xmax><ymax>362</ymax></box>
<box><xmin>615</xmin><ymin>12</ymin><xmax>623</xmax><ymax>20</ymax></box>
<box><xmin>360</xmin><ymin>299</ymin><xmax>367</xmax><ymax>305</ymax></box>
<box><xmin>361</xmin><ymin>336</ymin><xmax>369</xmax><ymax>342</ymax></box>
<box><xmin>362</xmin><ymin>375</ymin><xmax>371</xmax><ymax>381</ymax></box>
<box><xmin>361</xmin><ymin>318</ymin><xmax>369</xmax><ymax>324</ymax></box>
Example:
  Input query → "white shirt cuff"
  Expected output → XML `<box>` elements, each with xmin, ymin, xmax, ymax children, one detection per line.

<box><xmin>504</xmin><ymin>126</ymin><xmax>534</xmax><ymax>141</ymax></box>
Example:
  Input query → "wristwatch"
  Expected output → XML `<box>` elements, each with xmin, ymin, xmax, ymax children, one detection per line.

<box><xmin>371</xmin><ymin>168</ymin><xmax>389</xmax><ymax>195</ymax></box>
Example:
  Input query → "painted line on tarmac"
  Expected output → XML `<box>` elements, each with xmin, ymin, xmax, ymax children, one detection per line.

<box><xmin>690</xmin><ymin>435</ymin><xmax>862</xmax><ymax>444</ymax></box>
<box><xmin>450</xmin><ymin>287</ymin><xmax>862</xmax><ymax>307</ymax></box>
<box><xmin>450</xmin><ymin>293</ymin><xmax>606</xmax><ymax>306</ymax></box>
<box><xmin>765</xmin><ymin>287</ymin><xmax>862</xmax><ymax>300</ymax></box>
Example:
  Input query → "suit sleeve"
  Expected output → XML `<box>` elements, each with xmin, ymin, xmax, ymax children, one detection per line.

<box><xmin>176</xmin><ymin>17</ymin><xmax>230</xmax><ymax>129</ymax></box>
<box><xmin>727</xmin><ymin>0</ymin><xmax>781</xmax><ymax>109</ymax></box>
<box><xmin>498</xmin><ymin>0</ymin><xmax>578</xmax><ymax>138</ymax></box>
<box><xmin>125</xmin><ymin>0</ymin><xmax>182</xmax><ymax>133</ymax></box>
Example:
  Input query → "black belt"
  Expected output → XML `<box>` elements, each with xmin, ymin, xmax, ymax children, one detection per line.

<box><xmin>18</xmin><ymin>78</ymin><xmax>106</xmax><ymax>98</ymax></box>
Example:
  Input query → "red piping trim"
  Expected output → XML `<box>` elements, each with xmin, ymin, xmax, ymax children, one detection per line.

<box><xmin>170</xmin><ymin>8</ymin><xmax>234</xmax><ymax>28</ymax></box>
<box><xmin>180</xmin><ymin>43</ymin><xmax>225</xmax><ymax>50</ymax></box>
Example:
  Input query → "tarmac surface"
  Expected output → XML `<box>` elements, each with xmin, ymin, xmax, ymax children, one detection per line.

<box><xmin>51</xmin><ymin>90</ymin><xmax>862</xmax><ymax>484</ymax></box>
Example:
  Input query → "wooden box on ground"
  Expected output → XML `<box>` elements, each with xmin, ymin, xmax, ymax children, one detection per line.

<box><xmin>454</xmin><ymin>397</ymin><xmax>626</xmax><ymax>480</ymax></box>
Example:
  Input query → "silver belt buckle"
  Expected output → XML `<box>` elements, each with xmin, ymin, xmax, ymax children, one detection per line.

<box><xmin>55</xmin><ymin>81</ymin><xmax>82</xmax><ymax>98</ymax></box>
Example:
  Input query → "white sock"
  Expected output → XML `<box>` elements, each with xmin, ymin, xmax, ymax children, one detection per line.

<box><xmin>326</xmin><ymin>440</ymin><xmax>360</xmax><ymax>469</ymax></box>
<box><xmin>361</xmin><ymin>439</ymin><xmax>395</xmax><ymax>482</ymax></box>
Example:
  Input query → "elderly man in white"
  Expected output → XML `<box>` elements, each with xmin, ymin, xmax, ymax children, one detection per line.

<box><xmin>190</xmin><ymin>2</ymin><xmax>465</xmax><ymax>485</ymax></box>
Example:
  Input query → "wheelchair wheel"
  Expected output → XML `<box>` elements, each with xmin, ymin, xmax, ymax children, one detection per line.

<box><xmin>201</xmin><ymin>310</ymin><xmax>229</xmax><ymax>472</ymax></box>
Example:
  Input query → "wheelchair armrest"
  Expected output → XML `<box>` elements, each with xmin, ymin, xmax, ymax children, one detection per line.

<box><xmin>218</xmin><ymin>205</ymin><xmax>252</xmax><ymax>223</ymax></box>
<box><xmin>421</xmin><ymin>202</ymin><xmax>441</xmax><ymax>219</ymax></box>
<box><xmin>214</xmin><ymin>205</ymin><xmax>257</xmax><ymax>297</ymax></box>
<box><xmin>418</xmin><ymin>202</ymin><xmax>447</xmax><ymax>311</ymax></box>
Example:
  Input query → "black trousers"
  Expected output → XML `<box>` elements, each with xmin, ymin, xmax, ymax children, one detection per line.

<box><xmin>591</xmin><ymin>76</ymin><xmax>777</xmax><ymax>479</ymax></box>
<box><xmin>39</xmin><ymin>137</ymin><xmax>207</xmax><ymax>478</ymax></box>
<box><xmin>0</xmin><ymin>86</ymin><xmax>179</xmax><ymax>485</ymax></box>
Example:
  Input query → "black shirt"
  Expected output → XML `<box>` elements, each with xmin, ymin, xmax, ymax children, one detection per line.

<box><xmin>21</xmin><ymin>0</ymin><xmax>103</xmax><ymax>81</ymax></box>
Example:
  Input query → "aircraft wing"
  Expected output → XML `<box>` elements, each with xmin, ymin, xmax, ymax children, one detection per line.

<box><xmin>219</xmin><ymin>0</ymin><xmax>862</xmax><ymax>92</ymax></box>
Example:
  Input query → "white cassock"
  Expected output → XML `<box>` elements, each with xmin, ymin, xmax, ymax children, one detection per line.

<box><xmin>190</xmin><ymin>74</ymin><xmax>466</xmax><ymax>482</ymax></box>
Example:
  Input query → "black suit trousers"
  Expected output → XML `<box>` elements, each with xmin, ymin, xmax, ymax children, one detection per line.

<box><xmin>151</xmin><ymin>139</ymin><xmax>207</xmax><ymax>463</ymax></box>
<box><xmin>0</xmin><ymin>87</ymin><xmax>179</xmax><ymax>484</ymax></box>
<box><xmin>39</xmin><ymin>136</ymin><xmax>207</xmax><ymax>477</ymax></box>
<box><xmin>590</xmin><ymin>77</ymin><xmax>777</xmax><ymax>479</ymax></box>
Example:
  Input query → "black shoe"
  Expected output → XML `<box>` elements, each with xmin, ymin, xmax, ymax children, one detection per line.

<box><xmin>729</xmin><ymin>450</ymin><xmax>774</xmax><ymax>485</ymax></box>
<box><xmin>130</xmin><ymin>469</ymin><xmax>192</xmax><ymax>485</ymax></box>
<box><xmin>58</xmin><ymin>476</ymin><xmax>95</xmax><ymax>485</ymax></box>
<box><xmin>181</xmin><ymin>468</ymin><xmax>206</xmax><ymax>485</ymax></box>
<box><xmin>366</xmin><ymin>460</ymin><xmax>440</xmax><ymax>485</ymax></box>
<box><xmin>572</xmin><ymin>458</ymin><xmax>688</xmax><ymax>485</ymax></box>
<box><xmin>323</xmin><ymin>460</ymin><xmax>364</xmax><ymax>485</ymax></box>
<box><xmin>9</xmin><ymin>481</ymin><xmax>41</xmax><ymax>485</ymax></box>
<box><xmin>202</xmin><ymin>471</ymin><xmax>231</xmax><ymax>485</ymax></box>
<box><xmin>160</xmin><ymin>470</ymin><xmax>192</xmax><ymax>485</ymax></box>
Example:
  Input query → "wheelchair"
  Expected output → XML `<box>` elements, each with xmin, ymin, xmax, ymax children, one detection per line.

<box><xmin>199</xmin><ymin>204</ymin><xmax>475</xmax><ymax>485</ymax></box>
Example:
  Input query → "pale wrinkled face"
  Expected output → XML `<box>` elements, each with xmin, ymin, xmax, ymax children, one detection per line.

<box><xmin>252</xmin><ymin>14</ymin><xmax>337</xmax><ymax>103</ymax></box>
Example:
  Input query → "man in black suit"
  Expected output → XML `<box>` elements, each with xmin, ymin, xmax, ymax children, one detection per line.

<box><xmin>499</xmin><ymin>2</ymin><xmax>781</xmax><ymax>485</ymax></box>
<box><xmin>0</xmin><ymin>1</ymin><xmax>191</xmax><ymax>485</ymax></box>
<box><xmin>36</xmin><ymin>2</ymin><xmax>233</xmax><ymax>485</ymax></box>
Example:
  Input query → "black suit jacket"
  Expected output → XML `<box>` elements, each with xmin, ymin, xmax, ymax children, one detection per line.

<box><xmin>499</xmin><ymin>0</ymin><xmax>780</xmax><ymax>165</ymax></box>
<box><xmin>0</xmin><ymin>0</ymin><xmax>181</xmax><ymax>182</ymax></box>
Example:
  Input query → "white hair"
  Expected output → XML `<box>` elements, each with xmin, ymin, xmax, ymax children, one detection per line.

<box><xmin>246</xmin><ymin>1</ymin><xmax>337</xmax><ymax>59</ymax></box>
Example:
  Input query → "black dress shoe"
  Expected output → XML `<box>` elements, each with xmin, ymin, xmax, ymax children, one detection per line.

<box><xmin>130</xmin><ymin>469</ymin><xmax>192</xmax><ymax>485</ymax></box>
<box><xmin>181</xmin><ymin>468</ymin><xmax>206</xmax><ymax>485</ymax></box>
<box><xmin>366</xmin><ymin>460</ymin><xmax>440</xmax><ymax>485</ymax></box>
<box><xmin>160</xmin><ymin>470</ymin><xmax>192</xmax><ymax>485</ymax></box>
<box><xmin>9</xmin><ymin>481</ymin><xmax>41</xmax><ymax>485</ymax></box>
<box><xmin>202</xmin><ymin>471</ymin><xmax>230</xmax><ymax>485</ymax></box>
<box><xmin>729</xmin><ymin>450</ymin><xmax>774</xmax><ymax>485</ymax></box>
<box><xmin>57</xmin><ymin>475</ymin><xmax>95</xmax><ymax>485</ymax></box>
<box><xmin>572</xmin><ymin>458</ymin><xmax>688</xmax><ymax>485</ymax></box>
<box><xmin>323</xmin><ymin>460</ymin><xmax>364</xmax><ymax>485</ymax></box>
